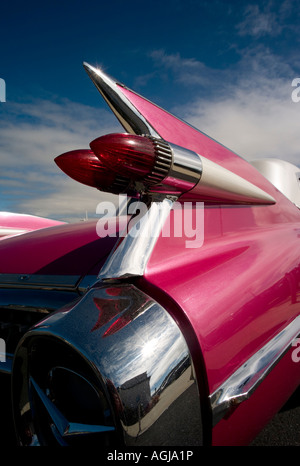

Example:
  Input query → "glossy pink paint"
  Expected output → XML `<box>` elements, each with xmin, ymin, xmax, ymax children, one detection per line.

<box><xmin>141</xmin><ymin>210</ymin><xmax>300</xmax><ymax>444</ymax></box>
<box><xmin>0</xmin><ymin>212</ymin><xmax>64</xmax><ymax>239</ymax></box>
<box><xmin>0</xmin><ymin>218</ymin><xmax>123</xmax><ymax>276</ymax></box>
<box><xmin>119</xmin><ymin>86</ymin><xmax>277</xmax><ymax>197</ymax></box>
<box><xmin>117</xmin><ymin>84</ymin><xmax>300</xmax><ymax>444</ymax></box>
<box><xmin>211</xmin><ymin>349</ymin><xmax>300</xmax><ymax>445</ymax></box>
<box><xmin>5</xmin><ymin>79</ymin><xmax>299</xmax><ymax>445</ymax></box>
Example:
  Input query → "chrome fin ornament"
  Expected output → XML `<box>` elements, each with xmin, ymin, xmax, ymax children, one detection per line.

<box><xmin>192</xmin><ymin>154</ymin><xmax>276</xmax><ymax>205</ymax></box>
<box><xmin>83</xmin><ymin>62</ymin><xmax>160</xmax><ymax>138</ymax></box>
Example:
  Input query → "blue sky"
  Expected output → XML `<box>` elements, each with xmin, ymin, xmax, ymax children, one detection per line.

<box><xmin>0</xmin><ymin>0</ymin><xmax>300</xmax><ymax>221</ymax></box>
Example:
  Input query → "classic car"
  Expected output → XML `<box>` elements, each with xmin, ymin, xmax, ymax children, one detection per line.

<box><xmin>0</xmin><ymin>212</ymin><xmax>64</xmax><ymax>240</ymax></box>
<box><xmin>0</xmin><ymin>62</ymin><xmax>299</xmax><ymax>446</ymax></box>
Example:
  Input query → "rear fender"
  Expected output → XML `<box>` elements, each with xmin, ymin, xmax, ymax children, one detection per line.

<box><xmin>12</xmin><ymin>284</ymin><xmax>203</xmax><ymax>446</ymax></box>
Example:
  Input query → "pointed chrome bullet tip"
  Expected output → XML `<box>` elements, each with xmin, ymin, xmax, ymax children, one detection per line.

<box><xmin>82</xmin><ymin>61</ymin><xmax>160</xmax><ymax>138</ymax></box>
<box><xmin>83</xmin><ymin>61</ymin><xmax>99</xmax><ymax>74</ymax></box>
<box><xmin>83</xmin><ymin>61</ymin><xmax>117</xmax><ymax>82</ymax></box>
<box><xmin>82</xmin><ymin>61</ymin><xmax>101</xmax><ymax>79</ymax></box>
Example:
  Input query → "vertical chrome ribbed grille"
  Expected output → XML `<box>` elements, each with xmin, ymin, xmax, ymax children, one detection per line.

<box><xmin>143</xmin><ymin>137</ymin><xmax>173</xmax><ymax>185</ymax></box>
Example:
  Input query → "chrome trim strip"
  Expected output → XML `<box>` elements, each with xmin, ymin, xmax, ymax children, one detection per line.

<box><xmin>210</xmin><ymin>315</ymin><xmax>300</xmax><ymax>425</ymax></box>
<box><xmin>0</xmin><ymin>274</ymin><xmax>81</xmax><ymax>291</ymax></box>
<box><xmin>0</xmin><ymin>287</ymin><xmax>80</xmax><ymax>313</ymax></box>
<box><xmin>83</xmin><ymin>62</ymin><xmax>160</xmax><ymax>138</ymax></box>
<box><xmin>98</xmin><ymin>197</ymin><xmax>175</xmax><ymax>280</ymax></box>
<box><xmin>77</xmin><ymin>275</ymin><xmax>98</xmax><ymax>294</ymax></box>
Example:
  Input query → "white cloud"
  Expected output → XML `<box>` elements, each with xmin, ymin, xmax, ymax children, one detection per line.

<box><xmin>235</xmin><ymin>0</ymin><xmax>298</xmax><ymax>38</ymax></box>
<box><xmin>0</xmin><ymin>98</ymin><xmax>122</xmax><ymax>221</ymax></box>
<box><xmin>149</xmin><ymin>49</ymin><xmax>218</xmax><ymax>88</ymax></box>
<box><xmin>236</xmin><ymin>3</ymin><xmax>281</xmax><ymax>37</ymax></box>
<box><xmin>182</xmin><ymin>79</ymin><xmax>300</xmax><ymax>166</ymax></box>
<box><xmin>149</xmin><ymin>47</ymin><xmax>300</xmax><ymax>168</ymax></box>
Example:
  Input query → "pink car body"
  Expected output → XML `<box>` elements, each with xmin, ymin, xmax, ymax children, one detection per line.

<box><xmin>0</xmin><ymin>212</ymin><xmax>64</xmax><ymax>240</ymax></box>
<box><xmin>1</xmin><ymin>63</ymin><xmax>299</xmax><ymax>447</ymax></box>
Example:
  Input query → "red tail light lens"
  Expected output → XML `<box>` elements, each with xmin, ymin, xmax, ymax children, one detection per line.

<box><xmin>90</xmin><ymin>133</ymin><xmax>172</xmax><ymax>184</ymax></box>
<box><xmin>90</xmin><ymin>134</ymin><xmax>155</xmax><ymax>179</ymax></box>
<box><xmin>54</xmin><ymin>149</ymin><xmax>130</xmax><ymax>193</ymax></box>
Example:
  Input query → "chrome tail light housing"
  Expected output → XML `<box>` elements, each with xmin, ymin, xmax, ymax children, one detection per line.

<box><xmin>12</xmin><ymin>285</ymin><xmax>203</xmax><ymax>446</ymax></box>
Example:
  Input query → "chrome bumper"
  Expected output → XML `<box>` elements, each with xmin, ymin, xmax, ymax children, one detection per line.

<box><xmin>12</xmin><ymin>283</ymin><xmax>203</xmax><ymax>446</ymax></box>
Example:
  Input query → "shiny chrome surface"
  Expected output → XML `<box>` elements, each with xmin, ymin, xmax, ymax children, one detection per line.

<box><xmin>98</xmin><ymin>197</ymin><xmax>175</xmax><ymax>280</ymax></box>
<box><xmin>7</xmin><ymin>273</ymin><xmax>97</xmax><ymax>294</ymax></box>
<box><xmin>77</xmin><ymin>274</ymin><xmax>98</xmax><ymax>294</ymax></box>
<box><xmin>0</xmin><ymin>274</ymin><xmax>81</xmax><ymax>290</ymax></box>
<box><xmin>12</xmin><ymin>284</ymin><xmax>202</xmax><ymax>446</ymax></box>
<box><xmin>83</xmin><ymin>62</ymin><xmax>160</xmax><ymax>138</ymax></box>
<box><xmin>144</xmin><ymin>137</ymin><xmax>173</xmax><ymax>185</ymax></box>
<box><xmin>193</xmin><ymin>155</ymin><xmax>276</xmax><ymax>204</ymax></box>
<box><xmin>150</xmin><ymin>143</ymin><xmax>202</xmax><ymax>195</ymax></box>
<box><xmin>251</xmin><ymin>158</ymin><xmax>300</xmax><ymax>207</ymax></box>
<box><xmin>168</xmin><ymin>143</ymin><xmax>202</xmax><ymax>191</ymax></box>
<box><xmin>210</xmin><ymin>315</ymin><xmax>300</xmax><ymax>426</ymax></box>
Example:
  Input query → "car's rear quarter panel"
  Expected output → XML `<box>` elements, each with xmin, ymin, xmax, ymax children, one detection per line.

<box><xmin>141</xmin><ymin>202</ymin><xmax>300</xmax><ymax>445</ymax></box>
<box><xmin>117</xmin><ymin>83</ymin><xmax>300</xmax><ymax>444</ymax></box>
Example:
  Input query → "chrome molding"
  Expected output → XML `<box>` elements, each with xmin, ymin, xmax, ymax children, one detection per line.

<box><xmin>0</xmin><ymin>273</ymin><xmax>99</xmax><ymax>295</ymax></box>
<box><xmin>210</xmin><ymin>315</ymin><xmax>300</xmax><ymax>425</ymax></box>
<box><xmin>98</xmin><ymin>197</ymin><xmax>175</xmax><ymax>280</ymax></box>
<box><xmin>0</xmin><ymin>287</ymin><xmax>80</xmax><ymax>314</ymax></box>
<box><xmin>168</xmin><ymin>143</ymin><xmax>203</xmax><ymax>192</ymax></box>
<box><xmin>0</xmin><ymin>274</ymin><xmax>81</xmax><ymax>291</ymax></box>
<box><xmin>83</xmin><ymin>62</ymin><xmax>160</xmax><ymax>138</ymax></box>
<box><xmin>77</xmin><ymin>275</ymin><xmax>98</xmax><ymax>294</ymax></box>
<box><xmin>12</xmin><ymin>284</ymin><xmax>202</xmax><ymax>446</ymax></box>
